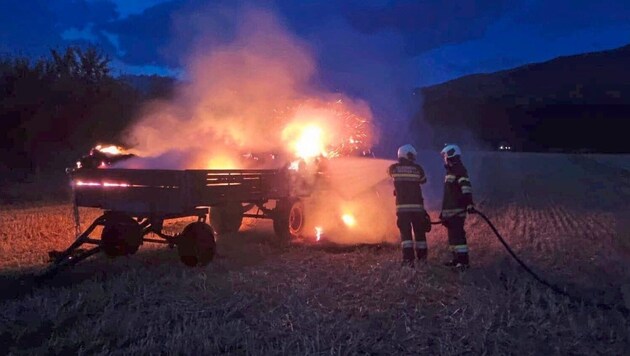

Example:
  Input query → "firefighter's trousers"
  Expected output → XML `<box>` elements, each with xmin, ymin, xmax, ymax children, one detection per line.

<box><xmin>445</xmin><ymin>215</ymin><xmax>469</xmax><ymax>260</ymax></box>
<box><xmin>396</xmin><ymin>211</ymin><xmax>428</xmax><ymax>261</ymax></box>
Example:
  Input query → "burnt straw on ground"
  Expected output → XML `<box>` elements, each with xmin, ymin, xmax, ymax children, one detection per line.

<box><xmin>0</xmin><ymin>208</ymin><xmax>628</xmax><ymax>354</ymax></box>
<box><xmin>1</xmin><ymin>153</ymin><xmax>629</xmax><ymax>354</ymax></box>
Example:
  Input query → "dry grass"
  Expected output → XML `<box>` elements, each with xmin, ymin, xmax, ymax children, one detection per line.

<box><xmin>0</xmin><ymin>153</ymin><xmax>629</xmax><ymax>354</ymax></box>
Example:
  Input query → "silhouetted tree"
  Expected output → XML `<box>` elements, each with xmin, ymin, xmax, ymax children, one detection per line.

<box><xmin>0</xmin><ymin>46</ymin><xmax>157</xmax><ymax>179</ymax></box>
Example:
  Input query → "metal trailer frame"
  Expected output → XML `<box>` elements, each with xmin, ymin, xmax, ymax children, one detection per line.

<box><xmin>43</xmin><ymin>167</ymin><xmax>308</xmax><ymax>277</ymax></box>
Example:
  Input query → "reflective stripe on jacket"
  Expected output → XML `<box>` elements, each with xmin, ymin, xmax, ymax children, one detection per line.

<box><xmin>388</xmin><ymin>159</ymin><xmax>427</xmax><ymax>212</ymax></box>
<box><xmin>441</xmin><ymin>160</ymin><xmax>473</xmax><ymax>214</ymax></box>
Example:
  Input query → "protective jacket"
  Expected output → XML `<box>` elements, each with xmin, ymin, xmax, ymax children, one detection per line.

<box><xmin>441</xmin><ymin>159</ymin><xmax>473</xmax><ymax>218</ymax></box>
<box><xmin>388</xmin><ymin>158</ymin><xmax>427</xmax><ymax>212</ymax></box>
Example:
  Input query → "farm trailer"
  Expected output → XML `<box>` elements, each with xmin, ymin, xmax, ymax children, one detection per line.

<box><xmin>44</xmin><ymin>167</ymin><xmax>310</xmax><ymax>276</ymax></box>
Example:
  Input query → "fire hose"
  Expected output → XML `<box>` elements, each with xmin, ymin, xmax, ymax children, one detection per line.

<box><xmin>432</xmin><ymin>208</ymin><xmax>629</xmax><ymax>314</ymax></box>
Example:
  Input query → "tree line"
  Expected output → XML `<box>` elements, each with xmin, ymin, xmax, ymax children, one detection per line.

<box><xmin>0</xmin><ymin>47</ymin><xmax>173</xmax><ymax>181</ymax></box>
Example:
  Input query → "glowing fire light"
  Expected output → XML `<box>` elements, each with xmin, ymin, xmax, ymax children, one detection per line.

<box><xmin>103</xmin><ymin>182</ymin><xmax>131</xmax><ymax>187</ymax></box>
<box><xmin>205</xmin><ymin>155</ymin><xmax>239</xmax><ymax>169</ymax></box>
<box><xmin>315</xmin><ymin>226</ymin><xmax>323</xmax><ymax>241</ymax></box>
<box><xmin>76</xmin><ymin>181</ymin><xmax>100</xmax><ymax>186</ymax></box>
<box><xmin>76</xmin><ymin>181</ymin><xmax>132</xmax><ymax>187</ymax></box>
<box><xmin>95</xmin><ymin>145</ymin><xmax>124</xmax><ymax>155</ymax></box>
<box><xmin>289</xmin><ymin>160</ymin><xmax>301</xmax><ymax>171</ymax></box>
<box><xmin>292</xmin><ymin>124</ymin><xmax>327</xmax><ymax>159</ymax></box>
<box><xmin>276</xmin><ymin>99</ymin><xmax>373</xmax><ymax>160</ymax></box>
<box><xmin>341</xmin><ymin>214</ymin><xmax>356</xmax><ymax>227</ymax></box>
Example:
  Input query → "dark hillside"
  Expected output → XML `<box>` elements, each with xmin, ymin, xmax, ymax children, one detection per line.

<box><xmin>416</xmin><ymin>44</ymin><xmax>630</xmax><ymax>152</ymax></box>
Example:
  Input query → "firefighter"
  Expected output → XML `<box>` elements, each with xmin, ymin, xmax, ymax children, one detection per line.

<box><xmin>388</xmin><ymin>144</ymin><xmax>430</xmax><ymax>267</ymax></box>
<box><xmin>439</xmin><ymin>144</ymin><xmax>474</xmax><ymax>269</ymax></box>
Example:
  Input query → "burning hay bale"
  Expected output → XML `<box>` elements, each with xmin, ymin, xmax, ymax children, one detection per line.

<box><xmin>73</xmin><ymin>145</ymin><xmax>136</xmax><ymax>170</ymax></box>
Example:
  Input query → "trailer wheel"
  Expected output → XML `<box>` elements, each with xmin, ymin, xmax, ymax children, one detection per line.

<box><xmin>101</xmin><ymin>212</ymin><xmax>143</xmax><ymax>257</ymax></box>
<box><xmin>209</xmin><ymin>202</ymin><xmax>243</xmax><ymax>235</ymax></box>
<box><xmin>273</xmin><ymin>199</ymin><xmax>305</xmax><ymax>241</ymax></box>
<box><xmin>177</xmin><ymin>222</ymin><xmax>216</xmax><ymax>267</ymax></box>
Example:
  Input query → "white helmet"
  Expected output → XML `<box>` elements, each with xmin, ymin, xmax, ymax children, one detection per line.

<box><xmin>397</xmin><ymin>144</ymin><xmax>417</xmax><ymax>161</ymax></box>
<box><xmin>441</xmin><ymin>144</ymin><xmax>462</xmax><ymax>161</ymax></box>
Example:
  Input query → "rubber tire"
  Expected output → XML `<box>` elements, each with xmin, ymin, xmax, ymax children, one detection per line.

<box><xmin>177</xmin><ymin>222</ymin><xmax>216</xmax><ymax>267</ymax></box>
<box><xmin>273</xmin><ymin>199</ymin><xmax>305</xmax><ymax>242</ymax></box>
<box><xmin>101</xmin><ymin>212</ymin><xmax>143</xmax><ymax>257</ymax></box>
<box><xmin>210</xmin><ymin>202</ymin><xmax>244</xmax><ymax>235</ymax></box>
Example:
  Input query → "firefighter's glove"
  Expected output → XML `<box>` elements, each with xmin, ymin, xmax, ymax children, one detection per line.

<box><xmin>466</xmin><ymin>204</ymin><xmax>476</xmax><ymax>214</ymax></box>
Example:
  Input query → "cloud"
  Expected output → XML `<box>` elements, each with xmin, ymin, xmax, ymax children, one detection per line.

<box><xmin>412</xmin><ymin>1</ymin><xmax>630</xmax><ymax>86</ymax></box>
<box><xmin>2</xmin><ymin>0</ymin><xmax>512</xmax><ymax>85</ymax></box>
<box><xmin>61</xmin><ymin>24</ymin><xmax>99</xmax><ymax>43</ymax></box>
<box><xmin>106</xmin><ymin>0</ymin><xmax>173</xmax><ymax>18</ymax></box>
<box><xmin>0</xmin><ymin>1</ymin><xmax>61</xmax><ymax>56</ymax></box>
<box><xmin>92</xmin><ymin>0</ymin><xmax>517</xmax><ymax>72</ymax></box>
<box><xmin>48</xmin><ymin>0</ymin><xmax>118</xmax><ymax>28</ymax></box>
<box><xmin>513</xmin><ymin>0</ymin><xmax>630</xmax><ymax>31</ymax></box>
<box><xmin>96</xmin><ymin>0</ymin><xmax>241</xmax><ymax>68</ymax></box>
<box><xmin>340</xmin><ymin>0</ymin><xmax>514</xmax><ymax>55</ymax></box>
<box><xmin>98</xmin><ymin>1</ymin><xmax>187</xmax><ymax>67</ymax></box>
<box><xmin>0</xmin><ymin>0</ymin><xmax>117</xmax><ymax>56</ymax></box>
<box><xmin>5</xmin><ymin>0</ymin><xmax>629</xmax><ymax>94</ymax></box>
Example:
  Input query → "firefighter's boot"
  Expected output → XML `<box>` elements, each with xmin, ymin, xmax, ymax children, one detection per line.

<box><xmin>401</xmin><ymin>259</ymin><xmax>414</xmax><ymax>268</ymax></box>
<box><xmin>443</xmin><ymin>252</ymin><xmax>469</xmax><ymax>270</ymax></box>
<box><xmin>415</xmin><ymin>240</ymin><xmax>427</xmax><ymax>262</ymax></box>
<box><xmin>402</xmin><ymin>247</ymin><xmax>415</xmax><ymax>267</ymax></box>
<box><xmin>416</xmin><ymin>248</ymin><xmax>427</xmax><ymax>262</ymax></box>
<box><xmin>400</xmin><ymin>238</ymin><xmax>415</xmax><ymax>267</ymax></box>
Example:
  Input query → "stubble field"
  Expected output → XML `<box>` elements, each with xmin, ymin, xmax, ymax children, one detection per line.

<box><xmin>0</xmin><ymin>152</ymin><xmax>629</xmax><ymax>355</ymax></box>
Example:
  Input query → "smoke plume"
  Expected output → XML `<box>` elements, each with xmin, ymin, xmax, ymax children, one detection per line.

<box><xmin>121</xmin><ymin>7</ymin><xmax>374</xmax><ymax>169</ymax></box>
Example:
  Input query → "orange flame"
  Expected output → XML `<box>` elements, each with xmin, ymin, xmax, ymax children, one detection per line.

<box><xmin>204</xmin><ymin>155</ymin><xmax>240</xmax><ymax>169</ymax></box>
<box><xmin>76</xmin><ymin>181</ymin><xmax>133</xmax><ymax>187</ymax></box>
<box><xmin>283</xmin><ymin>122</ymin><xmax>329</xmax><ymax>160</ymax></box>
<box><xmin>278</xmin><ymin>99</ymin><xmax>373</xmax><ymax>161</ymax></box>
<box><xmin>95</xmin><ymin>145</ymin><xmax>125</xmax><ymax>155</ymax></box>
<box><xmin>315</xmin><ymin>226</ymin><xmax>323</xmax><ymax>241</ymax></box>
<box><xmin>341</xmin><ymin>213</ymin><xmax>356</xmax><ymax>227</ymax></box>
<box><xmin>123</xmin><ymin>10</ymin><xmax>375</xmax><ymax>172</ymax></box>
<box><xmin>294</xmin><ymin>125</ymin><xmax>327</xmax><ymax>159</ymax></box>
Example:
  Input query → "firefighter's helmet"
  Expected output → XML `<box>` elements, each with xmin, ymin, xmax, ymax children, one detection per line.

<box><xmin>397</xmin><ymin>144</ymin><xmax>417</xmax><ymax>161</ymax></box>
<box><xmin>441</xmin><ymin>144</ymin><xmax>462</xmax><ymax>161</ymax></box>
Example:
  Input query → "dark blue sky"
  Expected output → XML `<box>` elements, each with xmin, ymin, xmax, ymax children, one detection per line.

<box><xmin>1</xmin><ymin>0</ymin><xmax>629</xmax><ymax>87</ymax></box>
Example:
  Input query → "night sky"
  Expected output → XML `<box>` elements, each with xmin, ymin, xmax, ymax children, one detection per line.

<box><xmin>2</xmin><ymin>0</ymin><xmax>629</xmax><ymax>88</ymax></box>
